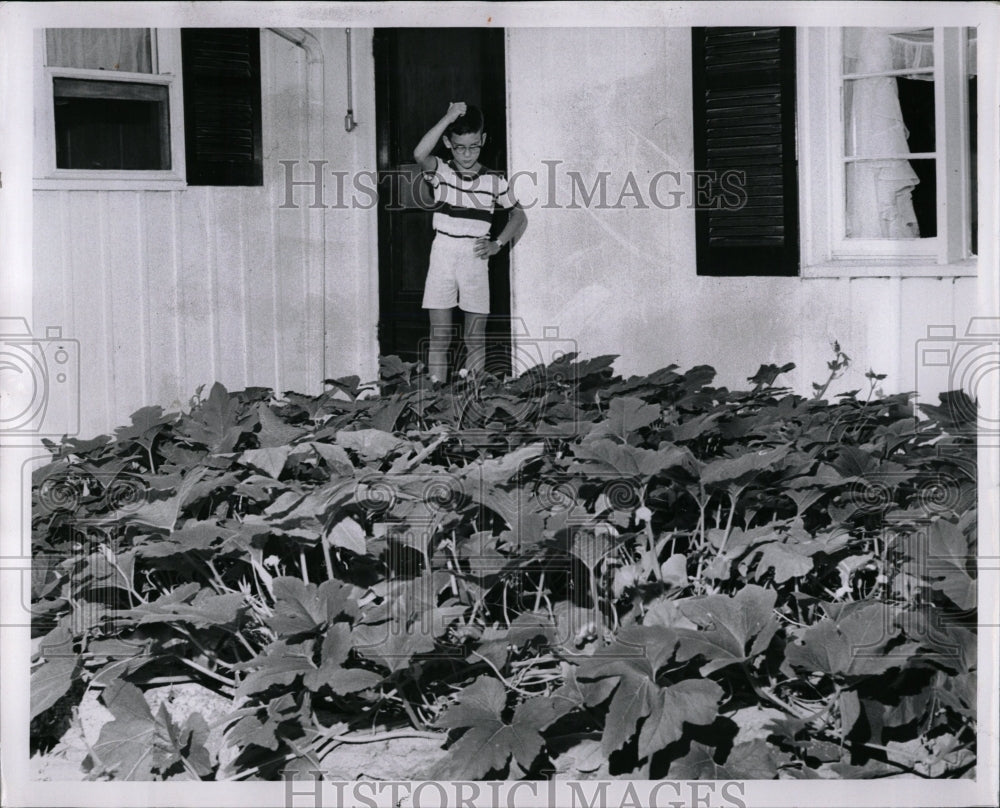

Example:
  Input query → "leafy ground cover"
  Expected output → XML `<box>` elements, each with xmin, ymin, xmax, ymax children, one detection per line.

<box><xmin>29</xmin><ymin>353</ymin><xmax>977</xmax><ymax>780</ymax></box>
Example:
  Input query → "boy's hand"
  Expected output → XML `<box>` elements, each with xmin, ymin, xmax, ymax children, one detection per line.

<box><xmin>474</xmin><ymin>237</ymin><xmax>500</xmax><ymax>259</ymax></box>
<box><xmin>446</xmin><ymin>101</ymin><xmax>467</xmax><ymax>122</ymax></box>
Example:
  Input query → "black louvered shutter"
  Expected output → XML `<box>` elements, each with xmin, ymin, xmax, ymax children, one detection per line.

<box><xmin>181</xmin><ymin>29</ymin><xmax>262</xmax><ymax>186</ymax></box>
<box><xmin>692</xmin><ymin>28</ymin><xmax>798</xmax><ymax>276</ymax></box>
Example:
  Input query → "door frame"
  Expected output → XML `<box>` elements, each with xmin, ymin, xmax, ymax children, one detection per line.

<box><xmin>372</xmin><ymin>27</ymin><xmax>512</xmax><ymax>377</ymax></box>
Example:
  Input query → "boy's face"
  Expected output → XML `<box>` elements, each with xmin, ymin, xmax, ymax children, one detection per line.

<box><xmin>444</xmin><ymin>130</ymin><xmax>485</xmax><ymax>170</ymax></box>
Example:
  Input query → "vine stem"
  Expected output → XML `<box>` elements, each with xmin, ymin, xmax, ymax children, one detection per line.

<box><xmin>321</xmin><ymin>538</ymin><xmax>336</xmax><ymax>582</ymax></box>
<box><xmin>177</xmin><ymin>656</ymin><xmax>237</xmax><ymax>692</ymax></box>
<box><xmin>299</xmin><ymin>547</ymin><xmax>310</xmax><ymax>585</ymax></box>
<box><xmin>534</xmin><ymin>571</ymin><xmax>546</xmax><ymax>612</ymax></box>
<box><xmin>470</xmin><ymin>651</ymin><xmax>534</xmax><ymax>696</ymax></box>
<box><xmin>741</xmin><ymin>662</ymin><xmax>809</xmax><ymax>719</ymax></box>
<box><xmin>224</xmin><ymin>728</ymin><xmax>445</xmax><ymax>781</ymax></box>
<box><xmin>716</xmin><ymin>486</ymin><xmax>744</xmax><ymax>556</ymax></box>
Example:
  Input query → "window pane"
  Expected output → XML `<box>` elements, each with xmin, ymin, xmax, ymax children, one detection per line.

<box><xmin>843</xmin><ymin>27</ymin><xmax>934</xmax><ymax>75</ymax></box>
<box><xmin>46</xmin><ymin>29</ymin><xmax>152</xmax><ymax>73</ymax></box>
<box><xmin>54</xmin><ymin>79</ymin><xmax>169</xmax><ymax>170</ymax></box>
<box><xmin>842</xmin><ymin>28</ymin><xmax>936</xmax><ymax>240</ymax></box>
<box><xmin>844</xmin><ymin>76</ymin><xmax>935</xmax><ymax>158</ymax></box>
<box><xmin>845</xmin><ymin>158</ymin><xmax>934</xmax><ymax>238</ymax></box>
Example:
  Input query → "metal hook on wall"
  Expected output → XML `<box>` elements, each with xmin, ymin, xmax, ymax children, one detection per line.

<box><xmin>345</xmin><ymin>28</ymin><xmax>357</xmax><ymax>132</ymax></box>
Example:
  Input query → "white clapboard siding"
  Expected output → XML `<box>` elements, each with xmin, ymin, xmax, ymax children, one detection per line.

<box><xmin>33</xmin><ymin>30</ymin><xmax>336</xmax><ymax>439</ymax></box>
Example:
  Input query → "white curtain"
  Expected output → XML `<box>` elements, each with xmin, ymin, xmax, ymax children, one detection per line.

<box><xmin>843</xmin><ymin>28</ymin><xmax>977</xmax><ymax>239</ymax></box>
<box><xmin>843</xmin><ymin>28</ymin><xmax>921</xmax><ymax>238</ymax></box>
<box><xmin>46</xmin><ymin>29</ymin><xmax>152</xmax><ymax>73</ymax></box>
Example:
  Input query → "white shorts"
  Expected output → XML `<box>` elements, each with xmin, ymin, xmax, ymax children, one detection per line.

<box><xmin>421</xmin><ymin>232</ymin><xmax>491</xmax><ymax>314</ymax></box>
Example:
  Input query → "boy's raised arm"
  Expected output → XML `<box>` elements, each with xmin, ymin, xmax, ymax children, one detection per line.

<box><xmin>414</xmin><ymin>102</ymin><xmax>467</xmax><ymax>171</ymax></box>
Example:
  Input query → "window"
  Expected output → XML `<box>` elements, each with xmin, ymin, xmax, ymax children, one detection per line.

<box><xmin>692</xmin><ymin>27</ymin><xmax>978</xmax><ymax>277</ymax></box>
<box><xmin>829</xmin><ymin>28</ymin><xmax>976</xmax><ymax>264</ymax></box>
<box><xmin>35</xmin><ymin>28</ymin><xmax>186</xmax><ymax>187</ymax></box>
<box><xmin>35</xmin><ymin>28</ymin><xmax>263</xmax><ymax>189</ymax></box>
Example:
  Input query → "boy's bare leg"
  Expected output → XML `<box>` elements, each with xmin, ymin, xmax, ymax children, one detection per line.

<box><xmin>464</xmin><ymin>312</ymin><xmax>488</xmax><ymax>375</ymax></box>
<box><xmin>427</xmin><ymin>308</ymin><xmax>453</xmax><ymax>383</ymax></box>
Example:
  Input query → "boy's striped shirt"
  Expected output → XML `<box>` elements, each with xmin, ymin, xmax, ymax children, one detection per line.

<box><xmin>423</xmin><ymin>156</ymin><xmax>517</xmax><ymax>238</ymax></box>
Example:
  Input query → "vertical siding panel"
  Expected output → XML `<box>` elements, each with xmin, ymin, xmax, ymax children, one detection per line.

<box><xmin>238</xmin><ymin>194</ymin><xmax>251</xmax><ymax>383</ymax></box>
<box><xmin>213</xmin><ymin>188</ymin><xmax>248</xmax><ymax>390</ymax></box>
<box><xmin>800</xmin><ymin>278</ymin><xmax>855</xmax><ymax>396</ymax></box>
<box><xmin>59</xmin><ymin>193</ymin><xmax>75</xmax><ymax>341</ymax></box>
<box><xmin>104</xmin><ymin>193</ymin><xmax>145</xmax><ymax>425</ymax></box>
<box><xmin>64</xmin><ymin>193</ymin><xmax>111</xmax><ymax>434</ymax></box>
<box><xmin>951</xmin><ymin>276</ymin><xmax>978</xmax><ymax>341</ymax></box>
<box><xmin>899</xmin><ymin>277</ymin><xmax>958</xmax><ymax>397</ymax></box>
<box><xmin>136</xmin><ymin>194</ymin><xmax>151</xmax><ymax>405</ymax></box>
<box><xmin>143</xmin><ymin>192</ymin><xmax>183</xmax><ymax>410</ymax></box>
<box><xmin>170</xmin><ymin>193</ymin><xmax>187</xmax><ymax>405</ymax></box>
<box><xmin>843</xmin><ymin>277</ymin><xmax>891</xmax><ymax>391</ymax></box>
<box><xmin>176</xmin><ymin>190</ymin><xmax>216</xmax><ymax>398</ymax></box>
<box><xmin>271</xmin><ymin>36</ymin><xmax>309</xmax><ymax>395</ymax></box>
<box><xmin>206</xmin><ymin>188</ymin><xmax>221</xmax><ymax>384</ymax></box>
<box><xmin>258</xmin><ymin>32</ymin><xmax>281</xmax><ymax>393</ymax></box>
<box><xmin>243</xmin><ymin>187</ymin><xmax>277</xmax><ymax>389</ymax></box>
<box><xmin>32</xmin><ymin>193</ymin><xmax>65</xmax><ymax>334</ymax></box>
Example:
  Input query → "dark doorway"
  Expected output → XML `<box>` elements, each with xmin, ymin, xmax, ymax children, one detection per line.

<box><xmin>374</xmin><ymin>28</ymin><xmax>511</xmax><ymax>375</ymax></box>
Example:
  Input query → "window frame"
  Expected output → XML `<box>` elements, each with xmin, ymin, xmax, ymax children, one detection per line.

<box><xmin>34</xmin><ymin>28</ymin><xmax>187</xmax><ymax>190</ymax></box>
<box><xmin>797</xmin><ymin>27</ymin><xmax>977</xmax><ymax>278</ymax></box>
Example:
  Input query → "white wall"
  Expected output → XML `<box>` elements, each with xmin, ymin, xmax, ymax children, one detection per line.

<box><xmin>33</xmin><ymin>28</ymin><xmax>380</xmax><ymax>438</ymax></box>
<box><xmin>33</xmin><ymin>26</ymin><xmax>986</xmax><ymax>439</ymax></box>
<box><xmin>506</xmin><ymin>28</ymin><xmax>978</xmax><ymax>398</ymax></box>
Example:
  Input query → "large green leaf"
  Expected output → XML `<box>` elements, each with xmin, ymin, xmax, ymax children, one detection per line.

<box><xmin>91</xmin><ymin>680</ymin><xmax>213</xmax><ymax>780</ymax></box>
<box><xmin>432</xmin><ymin>678</ymin><xmax>548</xmax><ymax>778</ymax></box>
<box><xmin>669</xmin><ymin>740</ymin><xmax>778</xmax><ymax>779</ymax></box>
<box><xmin>336</xmin><ymin>429</ymin><xmax>411</xmax><ymax>461</ymax></box>
<box><xmin>233</xmin><ymin>639</ymin><xmax>316</xmax><ymax>698</ymax></box>
<box><xmin>114</xmin><ymin>405</ymin><xmax>175</xmax><ymax>450</ymax></box>
<box><xmin>571</xmin><ymin>439</ymin><xmax>697</xmax><ymax>479</ymax></box>
<box><xmin>267</xmin><ymin>577</ymin><xmax>356</xmax><ymax>636</ymax></box>
<box><xmin>132</xmin><ymin>520</ymin><xmax>235</xmax><ymax>559</ymax></box>
<box><xmin>576</xmin><ymin>626</ymin><xmax>719</xmax><ymax>757</ymax></box>
<box><xmin>177</xmin><ymin>382</ymin><xmax>249</xmax><ymax>453</ymax></box>
<box><xmin>753</xmin><ymin>541</ymin><xmax>816</xmax><ymax>583</ymax></box>
<box><xmin>352</xmin><ymin>618</ymin><xmax>436</xmax><ymax>673</ymax></box>
<box><xmin>907</xmin><ymin>519</ymin><xmax>976</xmax><ymax>610</ymax></box>
<box><xmin>30</xmin><ymin>655</ymin><xmax>79</xmax><ymax>719</ymax></box>
<box><xmin>786</xmin><ymin>603</ymin><xmax>918</xmax><ymax>678</ymax></box>
<box><xmin>700</xmin><ymin>446</ymin><xmax>789</xmax><ymax>486</ymax></box>
<box><xmin>119</xmin><ymin>467</ymin><xmax>209</xmax><ymax>530</ymax></box>
<box><xmin>238</xmin><ymin>446</ymin><xmax>292</xmax><ymax>479</ymax></box>
<box><xmin>589</xmin><ymin>396</ymin><xmax>660</xmax><ymax>440</ymax></box>
<box><xmin>118</xmin><ymin>583</ymin><xmax>246</xmax><ymax>629</ymax></box>
<box><xmin>636</xmin><ymin>679</ymin><xmax>723</xmax><ymax>759</ymax></box>
<box><xmin>302</xmin><ymin>623</ymin><xmax>381</xmax><ymax>693</ymax></box>
<box><xmin>675</xmin><ymin>585</ymin><xmax>779</xmax><ymax>674</ymax></box>
<box><xmin>256</xmin><ymin>402</ymin><xmax>308</xmax><ymax>448</ymax></box>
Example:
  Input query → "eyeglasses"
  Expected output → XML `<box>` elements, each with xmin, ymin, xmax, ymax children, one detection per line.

<box><xmin>451</xmin><ymin>144</ymin><xmax>482</xmax><ymax>155</ymax></box>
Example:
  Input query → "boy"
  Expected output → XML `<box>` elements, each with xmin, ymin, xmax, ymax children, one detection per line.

<box><xmin>414</xmin><ymin>102</ymin><xmax>527</xmax><ymax>383</ymax></box>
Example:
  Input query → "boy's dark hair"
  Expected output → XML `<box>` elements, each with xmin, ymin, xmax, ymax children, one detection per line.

<box><xmin>446</xmin><ymin>105</ymin><xmax>484</xmax><ymax>137</ymax></box>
